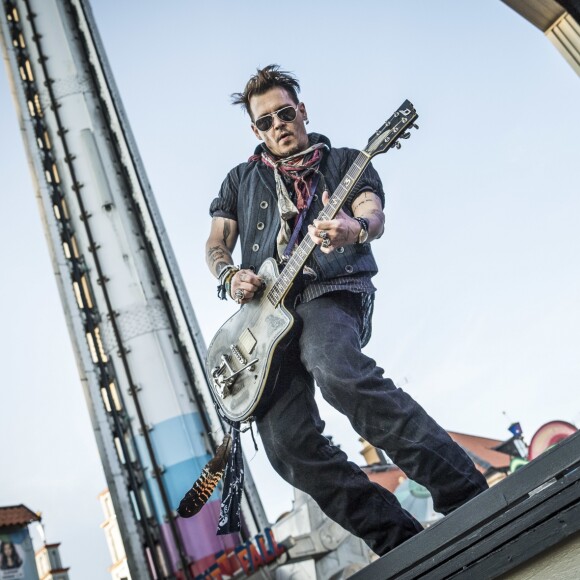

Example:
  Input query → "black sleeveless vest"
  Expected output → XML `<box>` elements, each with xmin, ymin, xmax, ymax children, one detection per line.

<box><xmin>214</xmin><ymin>135</ymin><xmax>382</xmax><ymax>281</ymax></box>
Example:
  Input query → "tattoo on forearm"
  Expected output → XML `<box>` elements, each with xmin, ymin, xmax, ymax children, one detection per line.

<box><xmin>215</xmin><ymin>261</ymin><xmax>231</xmax><ymax>277</ymax></box>
<box><xmin>222</xmin><ymin>221</ymin><xmax>231</xmax><ymax>246</ymax></box>
<box><xmin>352</xmin><ymin>197</ymin><xmax>375</xmax><ymax>212</ymax></box>
<box><xmin>207</xmin><ymin>245</ymin><xmax>232</xmax><ymax>277</ymax></box>
<box><xmin>352</xmin><ymin>191</ymin><xmax>375</xmax><ymax>210</ymax></box>
<box><xmin>208</xmin><ymin>245</ymin><xmax>225</xmax><ymax>263</ymax></box>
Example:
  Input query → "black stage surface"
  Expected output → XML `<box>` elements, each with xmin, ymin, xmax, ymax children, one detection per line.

<box><xmin>352</xmin><ymin>430</ymin><xmax>580</xmax><ymax>579</ymax></box>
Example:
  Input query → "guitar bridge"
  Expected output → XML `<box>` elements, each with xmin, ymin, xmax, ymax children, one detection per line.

<box><xmin>211</xmin><ymin>349</ymin><xmax>258</xmax><ymax>399</ymax></box>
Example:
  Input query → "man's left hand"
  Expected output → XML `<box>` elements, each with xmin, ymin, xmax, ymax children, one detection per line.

<box><xmin>308</xmin><ymin>191</ymin><xmax>361</xmax><ymax>254</ymax></box>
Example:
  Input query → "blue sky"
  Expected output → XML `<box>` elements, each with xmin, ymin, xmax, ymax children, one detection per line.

<box><xmin>1</xmin><ymin>2</ymin><xmax>579</xmax><ymax>578</ymax></box>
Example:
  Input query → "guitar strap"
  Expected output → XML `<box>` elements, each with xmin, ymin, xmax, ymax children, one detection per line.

<box><xmin>282</xmin><ymin>172</ymin><xmax>321</xmax><ymax>261</ymax></box>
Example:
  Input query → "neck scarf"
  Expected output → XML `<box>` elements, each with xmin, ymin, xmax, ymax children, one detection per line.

<box><xmin>260</xmin><ymin>143</ymin><xmax>329</xmax><ymax>259</ymax></box>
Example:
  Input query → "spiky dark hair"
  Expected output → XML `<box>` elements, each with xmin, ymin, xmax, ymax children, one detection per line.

<box><xmin>231</xmin><ymin>64</ymin><xmax>300</xmax><ymax>120</ymax></box>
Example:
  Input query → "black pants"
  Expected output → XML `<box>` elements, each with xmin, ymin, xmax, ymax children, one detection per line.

<box><xmin>256</xmin><ymin>292</ymin><xmax>488</xmax><ymax>556</ymax></box>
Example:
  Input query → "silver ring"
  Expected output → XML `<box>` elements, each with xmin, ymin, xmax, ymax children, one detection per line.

<box><xmin>320</xmin><ymin>231</ymin><xmax>329</xmax><ymax>240</ymax></box>
<box><xmin>322</xmin><ymin>238</ymin><xmax>331</xmax><ymax>248</ymax></box>
<box><xmin>234</xmin><ymin>288</ymin><xmax>245</xmax><ymax>302</ymax></box>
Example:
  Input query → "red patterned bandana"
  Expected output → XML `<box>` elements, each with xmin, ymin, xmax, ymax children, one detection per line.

<box><xmin>259</xmin><ymin>143</ymin><xmax>329</xmax><ymax>259</ymax></box>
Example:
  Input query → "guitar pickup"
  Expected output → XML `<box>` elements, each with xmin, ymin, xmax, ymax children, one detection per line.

<box><xmin>239</xmin><ymin>328</ymin><xmax>257</xmax><ymax>355</ymax></box>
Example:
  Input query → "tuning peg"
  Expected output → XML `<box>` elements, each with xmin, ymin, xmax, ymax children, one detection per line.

<box><xmin>401</xmin><ymin>131</ymin><xmax>411</xmax><ymax>139</ymax></box>
<box><xmin>395</xmin><ymin>142</ymin><xmax>401</xmax><ymax>149</ymax></box>
<box><xmin>413</xmin><ymin>123</ymin><xmax>419</xmax><ymax>129</ymax></box>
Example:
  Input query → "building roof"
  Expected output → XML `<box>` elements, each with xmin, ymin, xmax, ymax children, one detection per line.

<box><xmin>361</xmin><ymin>431</ymin><xmax>518</xmax><ymax>525</ymax></box>
<box><xmin>501</xmin><ymin>0</ymin><xmax>566</xmax><ymax>31</ymax></box>
<box><xmin>361</xmin><ymin>431</ymin><xmax>512</xmax><ymax>479</ymax></box>
<box><xmin>0</xmin><ymin>504</ymin><xmax>41</xmax><ymax>529</ymax></box>
<box><xmin>362</xmin><ymin>464</ymin><xmax>405</xmax><ymax>493</ymax></box>
<box><xmin>447</xmin><ymin>431</ymin><xmax>511</xmax><ymax>472</ymax></box>
<box><xmin>35</xmin><ymin>543</ymin><xmax>61</xmax><ymax>556</ymax></box>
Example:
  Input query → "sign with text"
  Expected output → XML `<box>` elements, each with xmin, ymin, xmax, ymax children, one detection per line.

<box><xmin>194</xmin><ymin>527</ymin><xmax>286</xmax><ymax>579</ymax></box>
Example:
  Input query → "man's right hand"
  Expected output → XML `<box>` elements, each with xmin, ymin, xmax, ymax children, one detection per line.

<box><xmin>230</xmin><ymin>268</ymin><xmax>263</xmax><ymax>304</ymax></box>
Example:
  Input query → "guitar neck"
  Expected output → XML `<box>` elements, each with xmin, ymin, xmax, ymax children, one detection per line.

<box><xmin>265</xmin><ymin>99</ymin><xmax>419</xmax><ymax>307</ymax></box>
<box><xmin>267</xmin><ymin>150</ymin><xmax>372</xmax><ymax>306</ymax></box>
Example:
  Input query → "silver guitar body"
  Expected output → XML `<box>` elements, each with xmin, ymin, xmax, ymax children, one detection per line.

<box><xmin>205</xmin><ymin>258</ymin><xmax>297</xmax><ymax>422</ymax></box>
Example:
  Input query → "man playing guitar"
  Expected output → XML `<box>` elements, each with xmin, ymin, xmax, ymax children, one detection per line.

<box><xmin>205</xmin><ymin>65</ymin><xmax>487</xmax><ymax>555</ymax></box>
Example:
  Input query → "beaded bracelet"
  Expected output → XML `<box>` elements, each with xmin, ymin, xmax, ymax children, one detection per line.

<box><xmin>224</xmin><ymin>269</ymin><xmax>237</xmax><ymax>300</ymax></box>
<box><xmin>217</xmin><ymin>265</ymin><xmax>239</xmax><ymax>300</ymax></box>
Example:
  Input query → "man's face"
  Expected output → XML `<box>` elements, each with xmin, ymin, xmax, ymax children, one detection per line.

<box><xmin>249</xmin><ymin>87</ymin><xmax>309</xmax><ymax>158</ymax></box>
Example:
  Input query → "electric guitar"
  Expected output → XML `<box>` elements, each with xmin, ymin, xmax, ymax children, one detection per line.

<box><xmin>206</xmin><ymin>100</ymin><xmax>419</xmax><ymax>422</ymax></box>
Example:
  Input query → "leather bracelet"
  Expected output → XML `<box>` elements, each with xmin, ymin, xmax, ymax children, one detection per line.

<box><xmin>218</xmin><ymin>264</ymin><xmax>238</xmax><ymax>283</ymax></box>
<box><xmin>217</xmin><ymin>265</ymin><xmax>239</xmax><ymax>300</ymax></box>
<box><xmin>224</xmin><ymin>269</ymin><xmax>237</xmax><ymax>300</ymax></box>
<box><xmin>354</xmin><ymin>217</ymin><xmax>369</xmax><ymax>244</ymax></box>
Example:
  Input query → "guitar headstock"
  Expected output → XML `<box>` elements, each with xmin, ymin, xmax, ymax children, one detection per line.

<box><xmin>365</xmin><ymin>99</ymin><xmax>419</xmax><ymax>157</ymax></box>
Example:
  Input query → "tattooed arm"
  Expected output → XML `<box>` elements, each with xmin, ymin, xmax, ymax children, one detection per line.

<box><xmin>205</xmin><ymin>216</ymin><xmax>262</xmax><ymax>303</ymax></box>
<box><xmin>205</xmin><ymin>217</ymin><xmax>238</xmax><ymax>278</ymax></box>
<box><xmin>308</xmin><ymin>190</ymin><xmax>385</xmax><ymax>254</ymax></box>
<box><xmin>351</xmin><ymin>191</ymin><xmax>385</xmax><ymax>240</ymax></box>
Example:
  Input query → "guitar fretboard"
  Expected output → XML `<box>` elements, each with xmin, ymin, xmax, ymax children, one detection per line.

<box><xmin>267</xmin><ymin>151</ymin><xmax>370</xmax><ymax>306</ymax></box>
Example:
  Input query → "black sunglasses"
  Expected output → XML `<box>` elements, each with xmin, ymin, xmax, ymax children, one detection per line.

<box><xmin>254</xmin><ymin>104</ymin><xmax>299</xmax><ymax>132</ymax></box>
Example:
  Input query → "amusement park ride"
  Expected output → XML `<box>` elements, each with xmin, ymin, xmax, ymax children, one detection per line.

<box><xmin>0</xmin><ymin>1</ymin><xmax>376</xmax><ymax>578</ymax></box>
<box><xmin>0</xmin><ymin>0</ymin><xmax>266</xmax><ymax>577</ymax></box>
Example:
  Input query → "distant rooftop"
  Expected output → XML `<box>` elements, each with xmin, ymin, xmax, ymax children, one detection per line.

<box><xmin>448</xmin><ymin>431</ymin><xmax>511</xmax><ymax>472</ymax></box>
<box><xmin>0</xmin><ymin>504</ymin><xmax>41</xmax><ymax>529</ymax></box>
<box><xmin>361</xmin><ymin>430</ymin><xmax>513</xmax><ymax>493</ymax></box>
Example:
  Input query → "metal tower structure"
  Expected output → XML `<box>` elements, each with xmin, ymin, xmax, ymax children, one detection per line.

<box><xmin>0</xmin><ymin>1</ymin><xmax>268</xmax><ymax>578</ymax></box>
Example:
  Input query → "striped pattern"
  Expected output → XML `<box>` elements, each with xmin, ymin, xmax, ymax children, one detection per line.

<box><xmin>177</xmin><ymin>435</ymin><xmax>232</xmax><ymax>518</ymax></box>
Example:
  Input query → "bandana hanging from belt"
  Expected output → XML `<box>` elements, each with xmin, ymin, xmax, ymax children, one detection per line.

<box><xmin>216</xmin><ymin>424</ymin><xmax>244</xmax><ymax>535</ymax></box>
<box><xmin>260</xmin><ymin>143</ymin><xmax>329</xmax><ymax>260</ymax></box>
<box><xmin>175</xmin><ymin>421</ymin><xmax>247</xmax><ymax>535</ymax></box>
